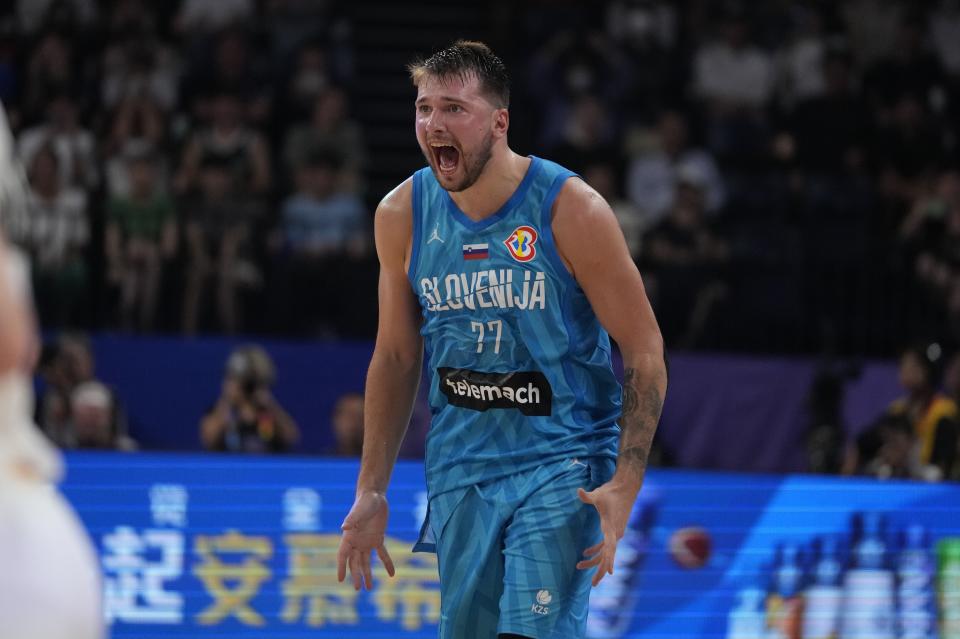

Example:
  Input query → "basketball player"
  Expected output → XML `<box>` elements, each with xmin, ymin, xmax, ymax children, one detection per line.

<box><xmin>0</xmin><ymin>101</ymin><xmax>104</xmax><ymax>639</ymax></box>
<box><xmin>337</xmin><ymin>41</ymin><xmax>667</xmax><ymax>638</ymax></box>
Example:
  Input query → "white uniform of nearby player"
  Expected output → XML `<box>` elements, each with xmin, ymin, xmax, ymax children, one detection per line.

<box><xmin>0</xmin><ymin>102</ymin><xmax>104</xmax><ymax>639</ymax></box>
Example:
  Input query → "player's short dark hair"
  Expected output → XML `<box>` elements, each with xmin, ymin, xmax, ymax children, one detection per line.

<box><xmin>408</xmin><ymin>40</ymin><xmax>510</xmax><ymax>108</ymax></box>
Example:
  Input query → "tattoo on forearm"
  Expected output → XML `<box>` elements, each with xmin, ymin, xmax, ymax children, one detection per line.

<box><xmin>618</xmin><ymin>367</ymin><xmax>663</xmax><ymax>480</ymax></box>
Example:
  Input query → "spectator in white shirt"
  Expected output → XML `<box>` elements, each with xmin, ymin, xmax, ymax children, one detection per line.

<box><xmin>694</xmin><ymin>13</ymin><xmax>774</xmax><ymax>112</ymax></box>
<box><xmin>627</xmin><ymin>110</ymin><xmax>725</xmax><ymax>233</ymax></box>
<box><xmin>17</xmin><ymin>94</ymin><xmax>98</xmax><ymax>192</ymax></box>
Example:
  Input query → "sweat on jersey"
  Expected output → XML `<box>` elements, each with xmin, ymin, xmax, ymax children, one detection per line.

<box><xmin>408</xmin><ymin>155</ymin><xmax>622</xmax><ymax>497</ymax></box>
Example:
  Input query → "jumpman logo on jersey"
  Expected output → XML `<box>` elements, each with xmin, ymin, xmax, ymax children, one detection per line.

<box><xmin>427</xmin><ymin>224</ymin><xmax>445</xmax><ymax>244</ymax></box>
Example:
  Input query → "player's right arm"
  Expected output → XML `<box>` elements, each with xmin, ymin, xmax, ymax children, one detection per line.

<box><xmin>337</xmin><ymin>178</ymin><xmax>422</xmax><ymax>591</ymax></box>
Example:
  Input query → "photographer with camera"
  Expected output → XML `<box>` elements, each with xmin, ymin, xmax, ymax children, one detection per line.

<box><xmin>200</xmin><ymin>344</ymin><xmax>299</xmax><ymax>453</ymax></box>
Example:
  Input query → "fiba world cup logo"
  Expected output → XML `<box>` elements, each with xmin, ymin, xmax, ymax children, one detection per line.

<box><xmin>504</xmin><ymin>226</ymin><xmax>538</xmax><ymax>262</ymax></box>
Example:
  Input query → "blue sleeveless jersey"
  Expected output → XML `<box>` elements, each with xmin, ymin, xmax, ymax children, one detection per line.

<box><xmin>408</xmin><ymin>156</ymin><xmax>621</xmax><ymax>496</ymax></box>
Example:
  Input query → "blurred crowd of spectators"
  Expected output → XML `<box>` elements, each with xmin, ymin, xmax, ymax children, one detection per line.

<box><xmin>6</xmin><ymin>1</ymin><xmax>960</xmax><ymax>477</ymax></box>
<box><xmin>0</xmin><ymin>0</ymin><xmax>371</xmax><ymax>338</ymax></box>
<box><xmin>501</xmin><ymin>0</ymin><xmax>960</xmax><ymax>355</ymax></box>
<box><xmin>2</xmin><ymin>0</ymin><xmax>960</xmax><ymax>357</ymax></box>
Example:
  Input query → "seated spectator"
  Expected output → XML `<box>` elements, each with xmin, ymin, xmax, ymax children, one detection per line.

<box><xmin>66</xmin><ymin>381</ymin><xmax>137</xmax><ymax>451</ymax></box>
<box><xmin>282</xmin><ymin>87</ymin><xmax>365</xmax><ymax>189</ymax></box>
<box><xmin>626</xmin><ymin>109</ymin><xmax>725</xmax><ymax>233</ymax></box>
<box><xmin>328</xmin><ymin>392</ymin><xmax>363</xmax><ymax>457</ymax></box>
<box><xmin>847</xmin><ymin>344</ymin><xmax>958</xmax><ymax>480</ymax></box>
<box><xmin>200</xmin><ymin>345</ymin><xmax>299</xmax><ymax>453</ymax></box>
<box><xmin>692</xmin><ymin>10</ymin><xmax>773</xmax><ymax>159</ymax></box>
<box><xmin>643</xmin><ymin>175</ymin><xmax>729</xmax><ymax>347</ymax></box>
<box><xmin>271</xmin><ymin>150</ymin><xmax>367</xmax><ymax>335</ymax></box>
<box><xmin>281</xmin><ymin>40</ymin><xmax>335</xmax><ymax>123</ymax></box>
<box><xmin>281</xmin><ymin>150</ymin><xmax>366</xmax><ymax>257</ymax></box>
<box><xmin>782</xmin><ymin>51</ymin><xmax>869</xmax><ymax>175</ymax></box>
<box><xmin>36</xmin><ymin>333</ymin><xmax>131</xmax><ymax>450</ymax></box>
<box><xmin>804</xmin><ymin>366</ymin><xmax>852</xmax><ymax>475</ymax></box>
<box><xmin>549</xmin><ymin>93</ymin><xmax>618</xmax><ymax>175</ymax></box>
<box><xmin>174</xmin><ymin>91</ymin><xmax>271</xmax><ymax>196</ymax></box>
<box><xmin>862</xmin><ymin>14</ymin><xmax>946</xmax><ymax>120</ymax></box>
<box><xmin>17</xmin><ymin>93</ymin><xmax>98</xmax><ymax>191</ymax></box>
<box><xmin>174</xmin><ymin>0</ymin><xmax>254</xmax><ymax>37</ymax></box>
<box><xmin>100</xmin><ymin>33</ymin><xmax>178</xmax><ymax>113</ymax></box>
<box><xmin>16</xmin><ymin>0</ymin><xmax>99</xmax><ymax>36</ymax></box>
<box><xmin>105</xmin><ymin>149</ymin><xmax>177</xmax><ymax>332</ymax></box>
<box><xmin>20</xmin><ymin>33</ymin><xmax>81</xmax><ymax>118</ymax></box>
<box><xmin>901</xmin><ymin>170</ymin><xmax>960</xmax><ymax>331</ymax></box>
<box><xmin>181</xmin><ymin>156</ymin><xmax>262</xmax><ymax>334</ymax></box>
<box><xmin>181</xmin><ymin>29</ymin><xmax>272</xmax><ymax>126</ymax></box>
<box><xmin>104</xmin><ymin>104</ymin><xmax>167</xmax><ymax>198</ymax></box>
<box><xmin>18</xmin><ymin>145</ymin><xmax>89</xmax><ymax>328</ymax></box>
<box><xmin>854</xmin><ymin>413</ymin><xmax>927</xmax><ymax>481</ymax></box>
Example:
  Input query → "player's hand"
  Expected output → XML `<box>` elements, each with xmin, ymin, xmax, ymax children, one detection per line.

<box><xmin>337</xmin><ymin>491</ymin><xmax>396</xmax><ymax>591</ymax></box>
<box><xmin>575</xmin><ymin>480</ymin><xmax>639</xmax><ymax>586</ymax></box>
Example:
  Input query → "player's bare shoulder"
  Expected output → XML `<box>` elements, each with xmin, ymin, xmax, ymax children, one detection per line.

<box><xmin>552</xmin><ymin>176</ymin><xmax>617</xmax><ymax>231</ymax></box>
<box><xmin>374</xmin><ymin>177</ymin><xmax>415</xmax><ymax>266</ymax></box>
<box><xmin>550</xmin><ymin>176</ymin><xmax>625</xmax><ymax>277</ymax></box>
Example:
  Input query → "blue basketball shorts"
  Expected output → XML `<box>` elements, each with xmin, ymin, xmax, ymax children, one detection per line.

<box><xmin>415</xmin><ymin>456</ymin><xmax>614</xmax><ymax>639</ymax></box>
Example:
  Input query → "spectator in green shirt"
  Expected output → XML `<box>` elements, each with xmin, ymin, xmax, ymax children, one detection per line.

<box><xmin>105</xmin><ymin>150</ymin><xmax>177</xmax><ymax>331</ymax></box>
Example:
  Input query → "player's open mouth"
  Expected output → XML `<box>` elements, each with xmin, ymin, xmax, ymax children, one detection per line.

<box><xmin>431</xmin><ymin>143</ymin><xmax>460</xmax><ymax>175</ymax></box>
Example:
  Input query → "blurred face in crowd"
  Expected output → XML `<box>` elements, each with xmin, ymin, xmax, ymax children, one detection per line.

<box><xmin>128</xmin><ymin>158</ymin><xmax>157</xmax><ymax>198</ymax></box>
<box><xmin>724</xmin><ymin>18</ymin><xmax>748</xmax><ymax>49</ymax></box>
<box><xmin>312</xmin><ymin>89</ymin><xmax>346</xmax><ymax>129</ymax></box>
<box><xmin>583</xmin><ymin>164</ymin><xmax>616</xmax><ymax>200</ymax></box>
<box><xmin>658</xmin><ymin>111</ymin><xmax>687</xmax><ymax>157</ymax></box>
<box><xmin>879</xmin><ymin>423</ymin><xmax>913</xmax><ymax>472</ymax></box>
<box><xmin>414</xmin><ymin>72</ymin><xmax>506</xmax><ymax>193</ymax></box>
<box><xmin>570</xmin><ymin>95</ymin><xmax>606</xmax><ymax>144</ymax></box>
<box><xmin>671</xmin><ymin>182</ymin><xmax>705</xmax><ymax>228</ymax></box>
<box><xmin>200</xmin><ymin>166</ymin><xmax>232</xmax><ymax>200</ymax></box>
<box><xmin>216</xmin><ymin>33</ymin><xmax>248</xmax><ymax>77</ymax></box>
<box><xmin>212</xmin><ymin>96</ymin><xmax>242</xmax><ymax>131</ymax></box>
<box><xmin>333</xmin><ymin>394</ymin><xmax>364</xmax><ymax>456</ymax></box>
<box><xmin>47</xmin><ymin>96</ymin><xmax>78</xmax><ymax>130</ymax></box>
<box><xmin>73</xmin><ymin>400</ymin><xmax>112</xmax><ymax>447</ymax></box>
<box><xmin>29</xmin><ymin>148</ymin><xmax>60</xmax><ymax>194</ymax></box>
<box><xmin>898</xmin><ymin>351</ymin><xmax>930</xmax><ymax>393</ymax></box>
<box><xmin>298</xmin><ymin>163</ymin><xmax>336</xmax><ymax>199</ymax></box>
<box><xmin>71</xmin><ymin>383</ymin><xmax>112</xmax><ymax>448</ymax></box>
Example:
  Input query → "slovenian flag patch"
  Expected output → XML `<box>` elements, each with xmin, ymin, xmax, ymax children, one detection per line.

<box><xmin>462</xmin><ymin>243</ymin><xmax>489</xmax><ymax>260</ymax></box>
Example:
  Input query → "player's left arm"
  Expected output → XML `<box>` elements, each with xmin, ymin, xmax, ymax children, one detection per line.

<box><xmin>552</xmin><ymin>177</ymin><xmax>668</xmax><ymax>585</ymax></box>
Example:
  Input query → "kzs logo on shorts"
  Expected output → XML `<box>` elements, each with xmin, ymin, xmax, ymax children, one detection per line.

<box><xmin>532</xmin><ymin>589</ymin><xmax>552</xmax><ymax>616</ymax></box>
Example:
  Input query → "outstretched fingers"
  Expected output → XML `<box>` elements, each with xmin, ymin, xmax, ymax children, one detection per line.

<box><xmin>348</xmin><ymin>550</ymin><xmax>362</xmax><ymax>591</ymax></box>
<box><xmin>361</xmin><ymin>551</ymin><xmax>373</xmax><ymax>590</ymax></box>
<box><xmin>336</xmin><ymin>541</ymin><xmax>350</xmax><ymax>583</ymax></box>
<box><xmin>577</xmin><ymin>541</ymin><xmax>604</xmax><ymax>570</ymax></box>
<box><xmin>377</xmin><ymin>543</ymin><xmax>396</xmax><ymax>577</ymax></box>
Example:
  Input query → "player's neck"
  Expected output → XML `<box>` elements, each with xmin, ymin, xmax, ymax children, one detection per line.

<box><xmin>448</xmin><ymin>150</ymin><xmax>530</xmax><ymax>222</ymax></box>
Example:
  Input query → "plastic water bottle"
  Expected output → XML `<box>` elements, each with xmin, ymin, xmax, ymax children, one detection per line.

<box><xmin>841</xmin><ymin>512</ymin><xmax>895</xmax><ymax>639</ymax></box>
<box><xmin>765</xmin><ymin>543</ymin><xmax>804</xmax><ymax>639</ymax></box>
<box><xmin>802</xmin><ymin>536</ymin><xmax>845</xmax><ymax>639</ymax></box>
<box><xmin>728</xmin><ymin>587</ymin><xmax>767</xmax><ymax>639</ymax></box>
<box><xmin>896</xmin><ymin>524</ymin><xmax>937</xmax><ymax>639</ymax></box>
<box><xmin>939</xmin><ymin>538</ymin><xmax>960</xmax><ymax>639</ymax></box>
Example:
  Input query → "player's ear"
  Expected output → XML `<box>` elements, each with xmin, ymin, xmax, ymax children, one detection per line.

<box><xmin>492</xmin><ymin>107</ymin><xmax>509</xmax><ymax>139</ymax></box>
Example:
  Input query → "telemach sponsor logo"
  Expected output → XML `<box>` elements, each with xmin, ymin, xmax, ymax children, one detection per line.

<box><xmin>438</xmin><ymin>368</ymin><xmax>552</xmax><ymax>416</ymax></box>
